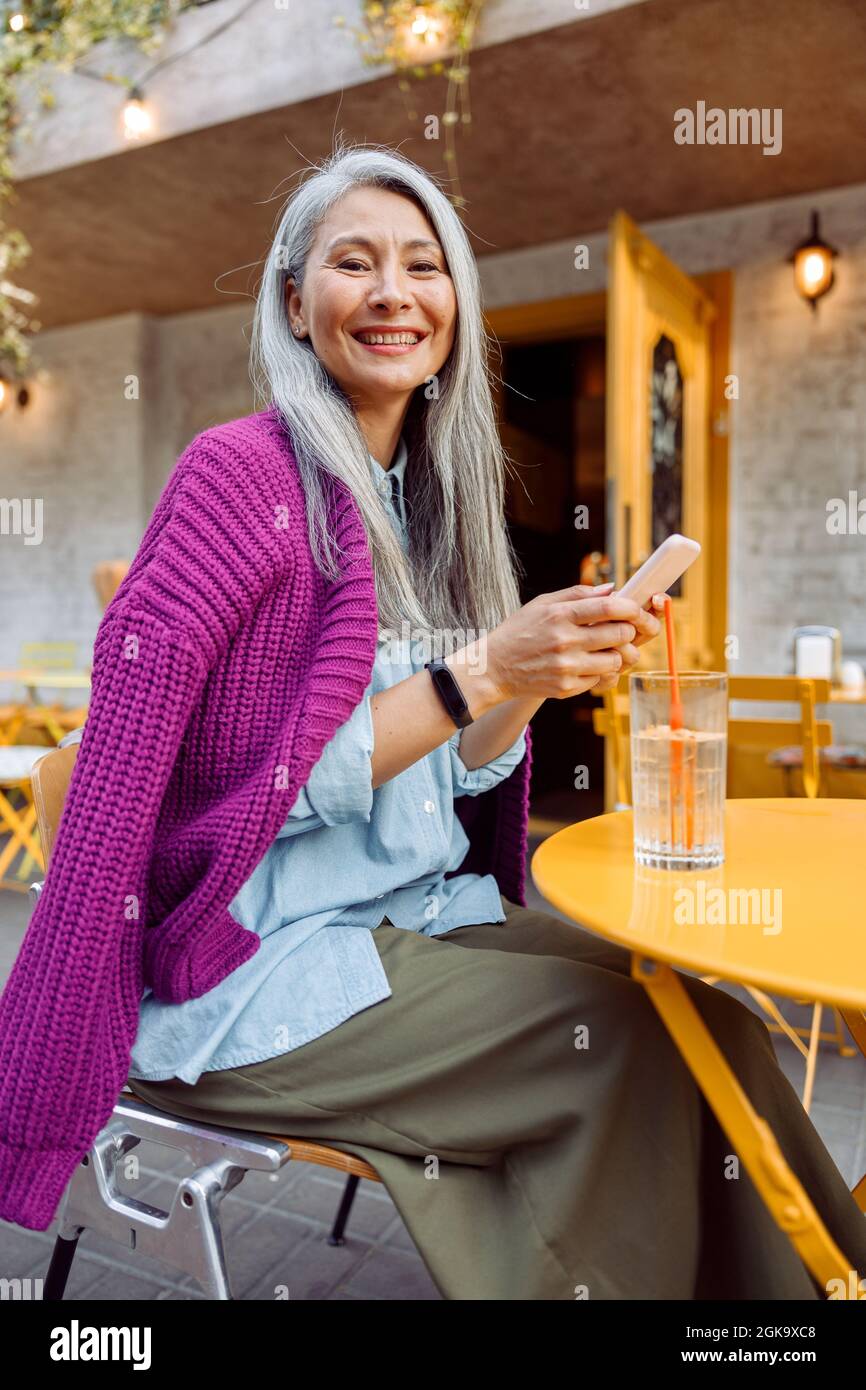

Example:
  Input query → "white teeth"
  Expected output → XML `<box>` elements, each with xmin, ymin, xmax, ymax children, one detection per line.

<box><xmin>356</xmin><ymin>332</ymin><xmax>420</xmax><ymax>345</ymax></box>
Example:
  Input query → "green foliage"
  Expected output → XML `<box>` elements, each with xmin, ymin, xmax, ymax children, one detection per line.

<box><xmin>335</xmin><ymin>1</ymin><xmax>485</xmax><ymax>213</ymax></box>
<box><xmin>0</xmin><ymin>0</ymin><xmax>194</xmax><ymax>376</ymax></box>
<box><xmin>1</xmin><ymin>0</ymin><xmax>488</xmax><ymax>375</ymax></box>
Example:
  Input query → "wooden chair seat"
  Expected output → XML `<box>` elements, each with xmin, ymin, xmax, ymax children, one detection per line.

<box><xmin>261</xmin><ymin>1137</ymin><xmax>379</xmax><ymax>1182</ymax></box>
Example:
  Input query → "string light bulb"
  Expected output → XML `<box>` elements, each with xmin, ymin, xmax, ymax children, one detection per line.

<box><xmin>122</xmin><ymin>85</ymin><xmax>153</xmax><ymax>141</ymax></box>
<box><xmin>405</xmin><ymin>6</ymin><xmax>447</xmax><ymax>51</ymax></box>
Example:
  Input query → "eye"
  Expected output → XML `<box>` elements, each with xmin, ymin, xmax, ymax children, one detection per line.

<box><xmin>335</xmin><ymin>257</ymin><xmax>442</xmax><ymax>273</ymax></box>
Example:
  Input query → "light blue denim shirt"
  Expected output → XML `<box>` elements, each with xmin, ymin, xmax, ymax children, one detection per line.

<box><xmin>129</xmin><ymin>435</ymin><xmax>527</xmax><ymax>1083</ymax></box>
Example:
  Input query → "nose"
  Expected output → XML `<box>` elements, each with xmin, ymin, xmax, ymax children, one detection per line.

<box><xmin>368</xmin><ymin>255</ymin><xmax>415</xmax><ymax>313</ymax></box>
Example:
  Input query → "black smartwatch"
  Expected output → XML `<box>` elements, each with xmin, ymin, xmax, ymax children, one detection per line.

<box><xmin>425</xmin><ymin>658</ymin><xmax>474</xmax><ymax>729</ymax></box>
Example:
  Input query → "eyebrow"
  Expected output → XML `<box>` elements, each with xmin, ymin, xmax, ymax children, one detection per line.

<box><xmin>324</xmin><ymin>234</ymin><xmax>443</xmax><ymax>256</ymax></box>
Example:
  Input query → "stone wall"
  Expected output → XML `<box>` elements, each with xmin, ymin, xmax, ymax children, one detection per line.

<box><xmin>2</xmin><ymin>180</ymin><xmax>864</xmax><ymax>739</ymax></box>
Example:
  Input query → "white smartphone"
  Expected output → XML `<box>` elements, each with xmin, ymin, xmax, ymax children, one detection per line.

<box><xmin>618</xmin><ymin>533</ymin><xmax>701</xmax><ymax>609</ymax></box>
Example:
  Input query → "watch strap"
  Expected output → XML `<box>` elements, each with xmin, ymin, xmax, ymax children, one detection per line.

<box><xmin>425</xmin><ymin>658</ymin><xmax>474</xmax><ymax>729</ymax></box>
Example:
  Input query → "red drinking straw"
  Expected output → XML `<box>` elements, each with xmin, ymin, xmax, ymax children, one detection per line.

<box><xmin>662</xmin><ymin>595</ymin><xmax>693</xmax><ymax>850</ymax></box>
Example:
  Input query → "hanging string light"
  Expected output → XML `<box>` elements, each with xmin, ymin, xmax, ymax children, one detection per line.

<box><xmin>114</xmin><ymin>0</ymin><xmax>258</xmax><ymax>142</ymax></box>
<box><xmin>122</xmin><ymin>84</ymin><xmax>153</xmax><ymax>141</ymax></box>
<box><xmin>0</xmin><ymin>0</ymin><xmax>259</xmax><ymax>378</ymax></box>
<box><xmin>338</xmin><ymin>2</ymin><xmax>484</xmax><ymax>210</ymax></box>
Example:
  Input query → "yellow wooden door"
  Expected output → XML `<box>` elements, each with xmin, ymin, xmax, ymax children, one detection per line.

<box><xmin>606</xmin><ymin>210</ymin><xmax>715</xmax><ymax>671</ymax></box>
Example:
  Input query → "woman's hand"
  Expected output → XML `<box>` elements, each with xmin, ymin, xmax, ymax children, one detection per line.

<box><xmin>482</xmin><ymin>582</ymin><xmax>661</xmax><ymax>705</ymax></box>
<box><xmin>591</xmin><ymin>592</ymin><xmax>665</xmax><ymax>693</ymax></box>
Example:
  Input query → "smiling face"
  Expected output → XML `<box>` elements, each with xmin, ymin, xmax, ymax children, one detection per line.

<box><xmin>285</xmin><ymin>185</ymin><xmax>458</xmax><ymax>414</ymax></box>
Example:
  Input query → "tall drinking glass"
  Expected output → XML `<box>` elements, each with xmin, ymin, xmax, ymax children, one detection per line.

<box><xmin>629</xmin><ymin>672</ymin><xmax>727</xmax><ymax>869</ymax></box>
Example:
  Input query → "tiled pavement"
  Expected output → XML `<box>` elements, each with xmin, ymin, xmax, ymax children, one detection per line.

<box><xmin>0</xmin><ymin>843</ymin><xmax>864</xmax><ymax>1301</ymax></box>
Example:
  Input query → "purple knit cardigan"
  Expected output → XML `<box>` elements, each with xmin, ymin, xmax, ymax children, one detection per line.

<box><xmin>0</xmin><ymin>405</ymin><xmax>532</xmax><ymax>1231</ymax></box>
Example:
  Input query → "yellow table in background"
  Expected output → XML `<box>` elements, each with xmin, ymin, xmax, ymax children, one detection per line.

<box><xmin>0</xmin><ymin>669</ymin><xmax>90</xmax><ymax>747</ymax></box>
<box><xmin>532</xmin><ymin>798</ymin><xmax>866</xmax><ymax>1299</ymax></box>
<box><xmin>0</xmin><ymin>669</ymin><xmax>92</xmax><ymax>701</ymax></box>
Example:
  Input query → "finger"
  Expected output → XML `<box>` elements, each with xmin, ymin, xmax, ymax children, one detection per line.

<box><xmin>564</xmin><ymin>594</ymin><xmax>646</xmax><ymax>626</ymax></box>
<box><xmin>544</xmin><ymin>580</ymin><xmax>615</xmax><ymax>604</ymax></box>
<box><xmin>577</xmin><ymin>621</ymin><xmax>637</xmax><ymax>652</ymax></box>
<box><xmin>631</xmin><ymin>601</ymin><xmax>661</xmax><ymax>632</ymax></box>
<box><xmin>633</xmin><ymin>621</ymin><xmax>662</xmax><ymax>648</ymax></box>
<box><xmin>591</xmin><ymin>673</ymin><xmax>619</xmax><ymax>694</ymax></box>
<box><xmin>615</xmin><ymin>642</ymin><xmax>640</xmax><ymax>668</ymax></box>
<box><xmin>574</xmin><ymin>648</ymin><xmax>624</xmax><ymax>676</ymax></box>
<box><xmin>630</xmin><ymin>606</ymin><xmax>662</xmax><ymax>642</ymax></box>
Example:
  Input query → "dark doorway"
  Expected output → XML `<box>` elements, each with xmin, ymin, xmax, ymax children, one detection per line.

<box><xmin>500</xmin><ymin>335</ymin><xmax>608</xmax><ymax>826</ymax></box>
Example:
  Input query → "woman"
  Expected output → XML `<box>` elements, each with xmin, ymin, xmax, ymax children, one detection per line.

<box><xmin>1</xmin><ymin>144</ymin><xmax>864</xmax><ymax>1300</ymax></box>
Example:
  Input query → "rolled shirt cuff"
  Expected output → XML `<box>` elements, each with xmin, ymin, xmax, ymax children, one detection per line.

<box><xmin>278</xmin><ymin>690</ymin><xmax>375</xmax><ymax>832</ymax></box>
<box><xmin>450</xmin><ymin>727</ymin><xmax>527</xmax><ymax>797</ymax></box>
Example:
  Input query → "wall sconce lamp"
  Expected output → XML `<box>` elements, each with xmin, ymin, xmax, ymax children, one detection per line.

<box><xmin>789</xmin><ymin>210</ymin><xmax>838</xmax><ymax>311</ymax></box>
<box><xmin>0</xmin><ymin>377</ymin><xmax>32</xmax><ymax>413</ymax></box>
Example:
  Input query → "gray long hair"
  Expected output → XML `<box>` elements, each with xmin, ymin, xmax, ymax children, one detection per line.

<box><xmin>249</xmin><ymin>140</ymin><xmax>523</xmax><ymax>637</ymax></box>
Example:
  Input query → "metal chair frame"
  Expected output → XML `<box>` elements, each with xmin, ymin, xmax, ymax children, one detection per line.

<box><xmin>28</xmin><ymin>729</ymin><xmax>382</xmax><ymax>1301</ymax></box>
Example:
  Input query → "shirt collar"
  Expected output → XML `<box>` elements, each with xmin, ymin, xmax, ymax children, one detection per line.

<box><xmin>368</xmin><ymin>434</ymin><xmax>408</xmax><ymax>488</ymax></box>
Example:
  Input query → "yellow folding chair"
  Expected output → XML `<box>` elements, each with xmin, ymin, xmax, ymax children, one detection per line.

<box><xmin>0</xmin><ymin>704</ymin><xmax>29</xmax><ymax>747</ymax></box>
<box><xmin>18</xmin><ymin>640</ymin><xmax>79</xmax><ymax>672</ymax></box>
<box><xmin>13</xmin><ymin>641</ymin><xmax>83</xmax><ymax>747</ymax></box>
<box><xmin>92</xmin><ymin>559</ymin><xmax>130</xmax><ymax>613</ymax></box>
<box><xmin>840</xmin><ymin>1007</ymin><xmax>866</xmax><ymax>1212</ymax></box>
<box><xmin>11</xmin><ymin>639</ymin><xmax>91</xmax><ymax>750</ymax></box>
<box><xmin>592</xmin><ymin>675</ymin><xmax>856</xmax><ymax>1112</ymax></box>
<box><xmin>0</xmin><ymin>643</ymin><xmax>87</xmax><ymax>885</ymax></box>
<box><xmin>0</xmin><ymin>744</ymin><xmax>46</xmax><ymax>892</ymax></box>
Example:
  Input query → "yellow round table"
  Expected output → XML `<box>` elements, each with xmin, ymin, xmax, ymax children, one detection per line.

<box><xmin>0</xmin><ymin>669</ymin><xmax>92</xmax><ymax>700</ymax></box>
<box><xmin>531</xmin><ymin>798</ymin><xmax>866</xmax><ymax>1299</ymax></box>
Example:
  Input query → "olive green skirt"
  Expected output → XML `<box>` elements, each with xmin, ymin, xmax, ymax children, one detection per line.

<box><xmin>128</xmin><ymin>896</ymin><xmax>866</xmax><ymax>1300</ymax></box>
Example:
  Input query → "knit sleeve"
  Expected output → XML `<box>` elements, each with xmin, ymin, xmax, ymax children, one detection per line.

<box><xmin>0</xmin><ymin>610</ymin><xmax>211</xmax><ymax>1232</ymax></box>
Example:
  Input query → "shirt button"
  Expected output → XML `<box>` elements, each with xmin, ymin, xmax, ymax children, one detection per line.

<box><xmin>423</xmin><ymin>799</ymin><xmax>435</xmax><ymax>813</ymax></box>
